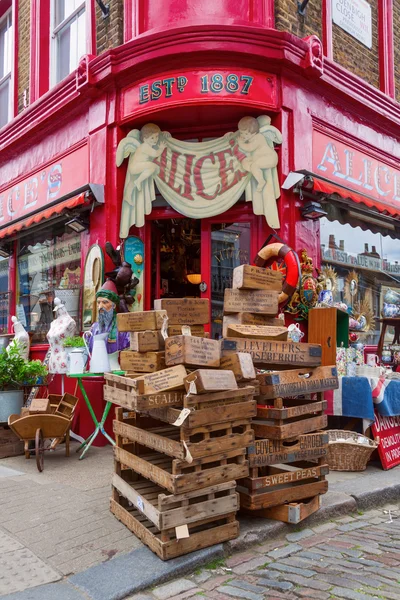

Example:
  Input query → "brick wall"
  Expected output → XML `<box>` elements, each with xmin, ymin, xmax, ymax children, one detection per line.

<box><xmin>394</xmin><ymin>0</ymin><xmax>400</xmax><ymax>103</ymax></box>
<box><xmin>332</xmin><ymin>0</ymin><xmax>379</xmax><ymax>90</ymax></box>
<box><xmin>96</xmin><ymin>0</ymin><xmax>124</xmax><ymax>54</ymax></box>
<box><xmin>17</xmin><ymin>0</ymin><xmax>30</xmax><ymax>113</ymax></box>
<box><xmin>275</xmin><ymin>0</ymin><xmax>379</xmax><ymax>90</ymax></box>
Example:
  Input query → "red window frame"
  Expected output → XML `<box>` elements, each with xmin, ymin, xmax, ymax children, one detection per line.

<box><xmin>0</xmin><ymin>0</ymin><xmax>17</xmax><ymax>121</ymax></box>
<box><xmin>30</xmin><ymin>0</ymin><xmax>96</xmax><ymax>103</ymax></box>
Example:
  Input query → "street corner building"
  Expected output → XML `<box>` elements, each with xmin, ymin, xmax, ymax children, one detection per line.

<box><xmin>0</xmin><ymin>0</ymin><xmax>399</xmax><ymax>364</ymax></box>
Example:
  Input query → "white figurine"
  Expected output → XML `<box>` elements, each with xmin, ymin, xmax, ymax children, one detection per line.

<box><xmin>8</xmin><ymin>316</ymin><xmax>30</xmax><ymax>360</ymax></box>
<box><xmin>46</xmin><ymin>297</ymin><xmax>76</xmax><ymax>374</ymax></box>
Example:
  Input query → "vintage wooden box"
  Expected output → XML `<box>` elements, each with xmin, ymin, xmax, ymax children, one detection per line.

<box><xmin>242</xmin><ymin>495</ymin><xmax>322</xmax><ymax>524</ymax></box>
<box><xmin>223</xmin><ymin>289</ymin><xmax>279</xmax><ymax>315</ymax></box>
<box><xmin>154</xmin><ymin>298</ymin><xmax>209</xmax><ymax>325</ymax></box>
<box><xmin>120</xmin><ymin>351</ymin><xmax>166</xmax><ymax>373</ymax></box>
<box><xmin>28</xmin><ymin>398</ymin><xmax>51</xmax><ymax>414</ymax></box>
<box><xmin>253</xmin><ymin>397</ymin><xmax>328</xmax><ymax>440</ymax></box>
<box><xmin>257</xmin><ymin>366</ymin><xmax>338</xmax><ymax>400</ymax></box>
<box><xmin>0</xmin><ymin>425</ymin><xmax>24</xmax><ymax>459</ymax></box>
<box><xmin>222</xmin><ymin>314</ymin><xmax>284</xmax><ymax>337</ymax></box>
<box><xmin>117</xmin><ymin>311</ymin><xmax>168</xmax><ymax>332</ymax></box>
<box><xmin>184</xmin><ymin>369</ymin><xmax>237</xmax><ymax>394</ymax></box>
<box><xmin>247</xmin><ymin>432</ymin><xmax>329</xmax><ymax>467</ymax></box>
<box><xmin>220</xmin><ymin>353</ymin><xmax>256</xmax><ymax>382</ymax></box>
<box><xmin>129</xmin><ymin>331</ymin><xmax>165</xmax><ymax>352</ymax></box>
<box><xmin>221</xmin><ymin>338</ymin><xmax>322</xmax><ymax>367</ymax></box>
<box><xmin>232</xmin><ymin>265</ymin><xmax>283</xmax><ymax>291</ymax></box>
<box><xmin>226</xmin><ymin>324</ymin><xmax>288</xmax><ymax>341</ymax></box>
<box><xmin>165</xmin><ymin>335</ymin><xmax>220</xmax><ymax>368</ymax></box>
<box><xmin>167</xmin><ymin>325</ymin><xmax>206</xmax><ymax>337</ymax></box>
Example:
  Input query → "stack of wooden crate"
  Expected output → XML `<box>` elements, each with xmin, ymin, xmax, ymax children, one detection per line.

<box><xmin>221</xmin><ymin>264</ymin><xmax>338</xmax><ymax>524</ymax></box>
<box><xmin>118</xmin><ymin>310</ymin><xmax>168</xmax><ymax>374</ymax></box>
<box><xmin>106</xmin><ymin>300</ymin><xmax>256</xmax><ymax>559</ymax></box>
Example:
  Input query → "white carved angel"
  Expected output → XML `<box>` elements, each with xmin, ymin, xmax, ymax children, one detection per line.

<box><xmin>116</xmin><ymin>124</ymin><xmax>170</xmax><ymax>236</ymax></box>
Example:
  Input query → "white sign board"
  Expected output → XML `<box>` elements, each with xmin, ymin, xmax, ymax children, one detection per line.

<box><xmin>332</xmin><ymin>0</ymin><xmax>372</xmax><ymax>49</ymax></box>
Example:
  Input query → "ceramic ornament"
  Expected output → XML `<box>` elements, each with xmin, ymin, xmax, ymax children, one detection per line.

<box><xmin>8</xmin><ymin>316</ymin><xmax>30</xmax><ymax>360</ymax></box>
<box><xmin>46</xmin><ymin>298</ymin><xmax>76</xmax><ymax>374</ymax></box>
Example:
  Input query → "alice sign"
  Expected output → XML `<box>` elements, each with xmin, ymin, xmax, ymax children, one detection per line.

<box><xmin>117</xmin><ymin>116</ymin><xmax>282</xmax><ymax>237</ymax></box>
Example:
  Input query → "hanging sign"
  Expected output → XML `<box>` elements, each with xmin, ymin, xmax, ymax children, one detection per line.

<box><xmin>121</xmin><ymin>70</ymin><xmax>278</xmax><ymax>119</ymax></box>
<box><xmin>0</xmin><ymin>145</ymin><xmax>89</xmax><ymax>226</ymax></box>
<box><xmin>372</xmin><ymin>412</ymin><xmax>400</xmax><ymax>471</ymax></box>
<box><xmin>332</xmin><ymin>0</ymin><xmax>372</xmax><ymax>49</ymax></box>
<box><xmin>313</xmin><ymin>130</ymin><xmax>400</xmax><ymax>212</ymax></box>
<box><xmin>117</xmin><ymin>116</ymin><xmax>282</xmax><ymax>236</ymax></box>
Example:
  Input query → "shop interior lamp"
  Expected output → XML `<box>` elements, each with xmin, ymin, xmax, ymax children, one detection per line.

<box><xmin>301</xmin><ymin>201</ymin><xmax>327</xmax><ymax>220</ymax></box>
<box><xmin>187</xmin><ymin>274</ymin><xmax>202</xmax><ymax>285</ymax></box>
<box><xmin>65</xmin><ymin>217</ymin><xmax>89</xmax><ymax>233</ymax></box>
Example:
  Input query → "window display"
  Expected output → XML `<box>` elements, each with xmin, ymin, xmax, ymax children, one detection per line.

<box><xmin>320</xmin><ymin>217</ymin><xmax>400</xmax><ymax>345</ymax></box>
<box><xmin>0</xmin><ymin>256</ymin><xmax>9</xmax><ymax>333</ymax></box>
<box><xmin>16</xmin><ymin>230</ymin><xmax>81</xmax><ymax>343</ymax></box>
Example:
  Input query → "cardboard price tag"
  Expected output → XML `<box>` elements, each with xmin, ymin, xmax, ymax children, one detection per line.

<box><xmin>175</xmin><ymin>524</ymin><xmax>190</xmax><ymax>539</ymax></box>
<box><xmin>136</xmin><ymin>497</ymin><xmax>144</xmax><ymax>512</ymax></box>
<box><xmin>172</xmin><ymin>408</ymin><xmax>192</xmax><ymax>427</ymax></box>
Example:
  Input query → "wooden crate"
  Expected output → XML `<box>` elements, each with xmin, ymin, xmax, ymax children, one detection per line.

<box><xmin>117</xmin><ymin>311</ymin><xmax>168</xmax><ymax>332</ymax></box>
<box><xmin>29</xmin><ymin>398</ymin><xmax>50</xmax><ymax>414</ymax></box>
<box><xmin>104</xmin><ymin>367</ymin><xmax>187</xmax><ymax>402</ymax></box>
<box><xmin>54</xmin><ymin>393</ymin><xmax>79</xmax><ymax>419</ymax></box>
<box><xmin>120</xmin><ymin>351</ymin><xmax>166</xmax><ymax>373</ymax></box>
<box><xmin>238</xmin><ymin>461</ymin><xmax>328</xmax><ymax>510</ymax></box>
<box><xmin>112</xmin><ymin>475</ymin><xmax>238</xmax><ymax>530</ymax></box>
<box><xmin>221</xmin><ymin>338</ymin><xmax>322</xmax><ymax>367</ymax></box>
<box><xmin>110</xmin><ymin>498</ymin><xmax>238</xmax><ymax>560</ymax></box>
<box><xmin>247</xmin><ymin>432</ymin><xmax>329</xmax><ymax>467</ymax></box>
<box><xmin>220</xmin><ymin>353</ymin><xmax>256</xmax><ymax>382</ymax></box>
<box><xmin>232</xmin><ymin>264</ymin><xmax>283</xmax><ymax>291</ymax></box>
<box><xmin>114</xmin><ymin>446</ymin><xmax>249</xmax><ymax>494</ymax></box>
<box><xmin>184</xmin><ymin>369</ymin><xmax>237</xmax><ymax>394</ymax></box>
<box><xmin>257</xmin><ymin>366</ymin><xmax>338</xmax><ymax>400</ymax></box>
<box><xmin>241</xmin><ymin>494</ymin><xmax>322</xmax><ymax>524</ymax></box>
<box><xmin>223</xmin><ymin>289</ymin><xmax>279</xmax><ymax>315</ymax></box>
<box><xmin>226</xmin><ymin>324</ymin><xmax>288</xmax><ymax>341</ymax></box>
<box><xmin>114</xmin><ymin>417</ymin><xmax>254</xmax><ymax>461</ymax></box>
<box><xmin>130</xmin><ymin>331</ymin><xmax>165</xmax><ymax>352</ymax></box>
<box><xmin>165</xmin><ymin>336</ymin><xmax>220</xmax><ymax>368</ymax></box>
<box><xmin>167</xmin><ymin>325</ymin><xmax>206</xmax><ymax>337</ymax></box>
<box><xmin>0</xmin><ymin>425</ymin><xmax>24</xmax><ymax>459</ymax></box>
<box><xmin>240</xmin><ymin>461</ymin><xmax>329</xmax><ymax>492</ymax></box>
<box><xmin>252</xmin><ymin>396</ymin><xmax>328</xmax><ymax>440</ymax></box>
<box><xmin>154</xmin><ymin>298</ymin><xmax>209</xmax><ymax>325</ymax></box>
<box><xmin>222</xmin><ymin>314</ymin><xmax>284</xmax><ymax>337</ymax></box>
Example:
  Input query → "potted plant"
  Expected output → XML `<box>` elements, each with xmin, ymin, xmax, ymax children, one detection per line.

<box><xmin>0</xmin><ymin>344</ymin><xmax>48</xmax><ymax>421</ymax></box>
<box><xmin>63</xmin><ymin>336</ymin><xmax>88</xmax><ymax>374</ymax></box>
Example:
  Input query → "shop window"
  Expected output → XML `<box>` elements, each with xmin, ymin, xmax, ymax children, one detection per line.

<box><xmin>0</xmin><ymin>9</ymin><xmax>12</xmax><ymax>129</ymax></box>
<box><xmin>16</xmin><ymin>229</ymin><xmax>82</xmax><ymax>343</ymax></box>
<box><xmin>51</xmin><ymin>0</ymin><xmax>86</xmax><ymax>85</ymax></box>
<box><xmin>320</xmin><ymin>216</ymin><xmax>400</xmax><ymax>345</ymax></box>
<box><xmin>0</xmin><ymin>256</ymin><xmax>9</xmax><ymax>333</ymax></box>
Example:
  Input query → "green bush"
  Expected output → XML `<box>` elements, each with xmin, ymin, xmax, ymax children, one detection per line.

<box><xmin>0</xmin><ymin>344</ymin><xmax>48</xmax><ymax>390</ymax></box>
<box><xmin>63</xmin><ymin>336</ymin><xmax>85</xmax><ymax>348</ymax></box>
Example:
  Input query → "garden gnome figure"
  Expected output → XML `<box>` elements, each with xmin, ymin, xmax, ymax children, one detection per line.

<box><xmin>88</xmin><ymin>280</ymin><xmax>129</xmax><ymax>355</ymax></box>
<box><xmin>9</xmin><ymin>316</ymin><xmax>30</xmax><ymax>360</ymax></box>
<box><xmin>47</xmin><ymin>298</ymin><xmax>76</xmax><ymax>373</ymax></box>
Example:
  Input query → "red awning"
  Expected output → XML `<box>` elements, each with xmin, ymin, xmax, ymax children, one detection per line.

<box><xmin>312</xmin><ymin>178</ymin><xmax>400</xmax><ymax>219</ymax></box>
<box><xmin>0</xmin><ymin>193</ymin><xmax>86</xmax><ymax>240</ymax></box>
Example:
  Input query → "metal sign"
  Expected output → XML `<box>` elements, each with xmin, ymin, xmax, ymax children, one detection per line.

<box><xmin>332</xmin><ymin>0</ymin><xmax>372</xmax><ymax>49</ymax></box>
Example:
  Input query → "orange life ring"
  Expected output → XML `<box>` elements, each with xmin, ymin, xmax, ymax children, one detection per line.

<box><xmin>254</xmin><ymin>242</ymin><xmax>300</xmax><ymax>304</ymax></box>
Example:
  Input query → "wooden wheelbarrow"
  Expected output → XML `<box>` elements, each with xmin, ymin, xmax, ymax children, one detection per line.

<box><xmin>8</xmin><ymin>394</ymin><xmax>78</xmax><ymax>472</ymax></box>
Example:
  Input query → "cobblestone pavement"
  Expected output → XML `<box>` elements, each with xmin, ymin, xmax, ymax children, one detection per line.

<box><xmin>128</xmin><ymin>504</ymin><xmax>400</xmax><ymax>600</ymax></box>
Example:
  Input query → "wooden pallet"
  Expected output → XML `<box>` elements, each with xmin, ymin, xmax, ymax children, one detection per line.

<box><xmin>104</xmin><ymin>371</ymin><xmax>186</xmax><ymax>411</ymax></box>
<box><xmin>240</xmin><ymin>494</ymin><xmax>322</xmax><ymax>523</ymax></box>
<box><xmin>112</xmin><ymin>475</ymin><xmax>238</xmax><ymax>530</ymax></box>
<box><xmin>252</xmin><ymin>395</ymin><xmax>328</xmax><ymax>440</ymax></box>
<box><xmin>115</xmin><ymin>446</ymin><xmax>249</xmax><ymax>494</ymax></box>
<box><xmin>114</xmin><ymin>418</ymin><xmax>254</xmax><ymax>461</ymax></box>
<box><xmin>239</xmin><ymin>461</ymin><xmax>329</xmax><ymax>492</ymax></box>
<box><xmin>247</xmin><ymin>432</ymin><xmax>329</xmax><ymax>467</ymax></box>
<box><xmin>110</xmin><ymin>498</ymin><xmax>239</xmax><ymax>560</ymax></box>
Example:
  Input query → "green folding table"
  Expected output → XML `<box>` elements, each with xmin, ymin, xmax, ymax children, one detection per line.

<box><xmin>68</xmin><ymin>372</ymin><xmax>119</xmax><ymax>459</ymax></box>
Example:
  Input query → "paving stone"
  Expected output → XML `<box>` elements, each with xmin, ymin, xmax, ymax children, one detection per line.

<box><xmin>280</xmin><ymin>555</ymin><xmax>326</xmax><ymax>570</ymax></box>
<box><xmin>231</xmin><ymin>555</ymin><xmax>270</xmax><ymax>574</ymax></box>
<box><xmin>0</xmin><ymin>546</ymin><xmax>61</xmax><ymax>595</ymax></box>
<box><xmin>311</xmin><ymin>546</ymin><xmax>344</xmax><ymax>559</ymax></box>
<box><xmin>295</xmin><ymin>590</ymin><xmax>330</xmax><ymax>599</ymax></box>
<box><xmin>226</xmin><ymin>552</ymin><xmax>255</xmax><ymax>568</ymax></box>
<box><xmin>311</xmin><ymin>522</ymin><xmax>338</xmax><ymax>534</ymax></box>
<box><xmin>368</xmin><ymin>516</ymin><xmax>388</xmax><ymax>524</ymax></box>
<box><xmin>300</xmin><ymin>532</ymin><xmax>339</xmax><ymax>547</ymax></box>
<box><xmin>336</xmin><ymin>521</ymin><xmax>370</xmax><ymax>532</ymax></box>
<box><xmin>339</xmin><ymin>548</ymin><xmax>364</xmax><ymax>558</ymax></box>
<box><xmin>251</xmin><ymin>569</ymin><xmax>280</xmax><ymax>580</ymax></box>
<box><xmin>371</xmin><ymin>590</ymin><xmax>400</xmax><ymax>600</ymax></box>
<box><xmin>169</xmin><ymin>588</ymin><xmax>203</xmax><ymax>600</ymax></box>
<box><xmin>153</xmin><ymin>578</ymin><xmax>197</xmax><ymax>600</ymax></box>
<box><xmin>228</xmin><ymin>580</ymin><xmax>266</xmax><ymax>593</ymax></box>
<box><xmin>249</xmin><ymin>578</ymin><xmax>293</xmax><ymax>591</ymax></box>
<box><xmin>336</xmin><ymin>516</ymin><xmax>357</xmax><ymax>523</ymax></box>
<box><xmin>317</xmin><ymin>573</ymin><xmax>366</xmax><ymax>589</ymax></box>
<box><xmin>0</xmin><ymin>582</ymin><xmax>86</xmax><ymax>600</ymax></box>
<box><xmin>329</xmin><ymin>587</ymin><xmax>379</xmax><ymax>600</ymax></box>
<box><xmin>126</xmin><ymin>595</ymin><xmax>154</xmax><ymax>600</ymax></box>
<box><xmin>276</xmin><ymin>573</ymin><xmax>330</xmax><ymax>590</ymax></box>
<box><xmin>267</xmin><ymin>543</ymin><xmax>302</xmax><ymax>559</ymax></box>
<box><xmin>192</xmin><ymin>571</ymin><xmax>212</xmax><ymax>584</ymax></box>
<box><xmin>267</xmin><ymin>562</ymin><xmax>316</xmax><ymax>578</ymax></box>
<box><xmin>201</xmin><ymin>575</ymin><xmax>231</xmax><ymax>591</ymax></box>
<box><xmin>215</xmin><ymin>585</ymin><xmax>264</xmax><ymax>600</ymax></box>
<box><xmin>285</xmin><ymin>528</ymin><xmax>314</xmax><ymax>542</ymax></box>
<box><xmin>0</xmin><ymin>530</ymin><xmax>24</xmax><ymax>553</ymax></box>
<box><xmin>253</xmin><ymin>540</ymin><xmax>286</xmax><ymax>554</ymax></box>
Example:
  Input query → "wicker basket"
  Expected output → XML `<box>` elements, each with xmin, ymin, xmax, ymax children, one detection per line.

<box><xmin>327</xmin><ymin>430</ymin><xmax>379</xmax><ymax>472</ymax></box>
